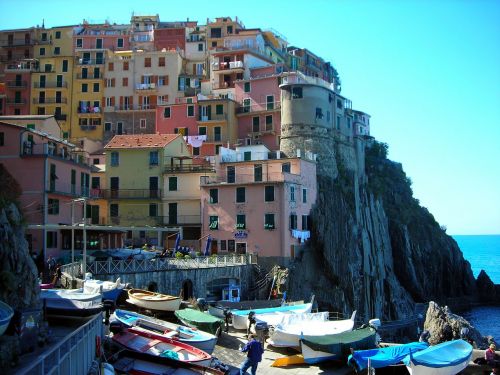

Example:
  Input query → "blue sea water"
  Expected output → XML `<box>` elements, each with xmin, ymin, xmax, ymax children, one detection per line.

<box><xmin>453</xmin><ymin>234</ymin><xmax>500</xmax><ymax>340</ymax></box>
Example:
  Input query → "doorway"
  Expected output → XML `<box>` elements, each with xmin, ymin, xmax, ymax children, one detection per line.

<box><xmin>181</xmin><ymin>279</ymin><xmax>193</xmax><ymax>301</ymax></box>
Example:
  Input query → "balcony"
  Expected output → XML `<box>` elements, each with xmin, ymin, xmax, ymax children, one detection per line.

<box><xmin>76</xmin><ymin>58</ymin><xmax>105</xmax><ymax>66</ymax></box>
<box><xmin>197</xmin><ymin>113</ymin><xmax>227</xmax><ymax>123</ymax></box>
<box><xmin>33</xmin><ymin>98</ymin><xmax>68</xmax><ymax>104</ymax></box>
<box><xmin>154</xmin><ymin>215</ymin><xmax>202</xmax><ymax>226</ymax></box>
<box><xmin>3</xmin><ymin>60</ymin><xmax>37</xmax><ymax>69</ymax></box>
<box><xmin>6</xmin><ymin>81</ymin><xmax>28</xmax><ymax>88</ymax></box>
<box><xmin>77</xmin><ymin>107</ymin><xmax>102</xmax><ymax>114</ymax></box>
<box><xmin>163</xmin><ymin>165</ymin><xmax>215</xmax><ymax>174</ymax></box>
<box><xmin>97</xmin><ymin>189</ymin><xmax>162</xmax><ymax>200</ymax></box>
<box><xmin>200</xmin><ymin>171</ymin><xmax>297</xmax><ymax>185</ymax></box>
<box><xmin>47</xmin><ymin>182</ymin><xmax>90</xmax><ymax>197</ymax></box>
<box><xmin>212</xmin><ymin>60</ymin><xmax>244</xmax><ymax>72</ymax></box>
<box><xmin>236</xmin><ymin>101</ymin><xmax>281</xmax><ymax>114</ymax></box>
<box><xmin>55</xmin><ymin>114</ymin><xmax>68</xmax><ymax>121</ymax></box>
<box><xmin>6</xmin><ymin>98</ymin><xmax>27</xmax><ymax>105</ymax></box>
<box><xmin>1</xmin><ymin>39</ymin><xmax>34</xmax><ymax>47</ymax></box>
<box><xmin>76</xmin><ymin>73</ymin><xmax>103</xmax><ymax>79</ymax></box>
<box><xmin>34</xmin><ymin>82</ymin><xmax>68</xmax><ymax>88</ymax></box>
<box><xmin>80</xmin><ymin>125</ymin><xmax>97</xmax><ymax>131</ymax></box>
<box><xmin>21</xmin><ymin>143</ymin><xmax>89</xmax><ymax>166</ymax></box>
<box><xmin>135</xmin><ymin>83</ymin><xmax>157</xmax><ymax>92</ymax></box>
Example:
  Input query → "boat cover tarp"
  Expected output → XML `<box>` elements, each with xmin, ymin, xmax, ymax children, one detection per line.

<box><xmin>348</xmin><ymin>342</ymin><xmax>429</xmax><ymax>371</ymax></box>
<box><xmin>302</xmin><ymin>327</ymin><xmax>377</xmax><ymax>359</ymax></box>
<box><xmin>175</xmin><ymin>308</ymin><xmax>223</xmax><ymax>335</ymax></box>
<box><xmin>402</xmin><ymin>339</ymin><xmax>473</xmax><ymax>368</ymax></box>
<box><xmin>231</xmin><ymin>303</ymin><xmax>312</xmax><ymax>316</ymax></box>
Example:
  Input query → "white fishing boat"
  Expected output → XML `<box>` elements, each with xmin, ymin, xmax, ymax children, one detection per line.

<box><xmin>231</xmin><ymin>303</ymin><xmax>313</xmax><ymax>330</ymax></box>
<box><xmin>403</xmin><ymin>339</ymin><xmax>473</xmax><ymax>375</ymax></box>
<box><xmin>268</xmin><ymin>311</ymin><xmax>356</xmax><ymax>348</ymax></box>
<box><xmin>40</xmin><ymin>288</ymin><xmax>103</xmax><ymax>317</ymax></box>
<box><xmin>83</xmin><ymin>277</ymin><xmax>126</xmax><ymax>303</ymax></box>
<box><xmin>127</xmin><ymin>289</ymin><xmax>181</xmax><ymax>312</ymax></box>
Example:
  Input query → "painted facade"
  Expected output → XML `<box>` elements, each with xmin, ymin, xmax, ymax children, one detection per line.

<box><xmin>200</xmin><ymin>145</ymin><xmax>316</xmax><ymax>258</ymax></box>
<box><xmin>0</xmin><ymin>115</ymin><xmax>61</xmax><ymax>137</ymax></box>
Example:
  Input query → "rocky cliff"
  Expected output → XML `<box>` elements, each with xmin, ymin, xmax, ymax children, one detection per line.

<box><xmin>288</xmin><ymin>139</ymin><xmax>478</xmax><ymax>322</ymax></box>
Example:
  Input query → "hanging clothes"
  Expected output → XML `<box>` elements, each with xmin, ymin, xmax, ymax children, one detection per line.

<box><xmin>184</xmin><ymin>135</ymin><xmax>207</xmax><ymax>148</ymax></box>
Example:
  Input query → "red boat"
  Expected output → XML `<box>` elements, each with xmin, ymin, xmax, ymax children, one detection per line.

<box><xmin>112</xmin><ymin>327</ymin><xmax>212</xmax><ymax>367</ymax></box>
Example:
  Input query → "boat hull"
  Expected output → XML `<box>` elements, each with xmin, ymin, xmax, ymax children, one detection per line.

<box><xmin>127</xmin><ymin>289</ymin><xmax>181</xmax><ymax>312</ymax></box>
<box><xmin>41</xmin><ymin>289</ymin><xmax>103</xmax><ymax>318</ymax></box>
<box><xmin>231</xmin><ymin>303</ymin><xmax>312</xmax><ymax>330</ymax></box>
<box><xmin>406</xmin><ymin>359</ymin><xmax>470</xmax><ymax>375</ymax></box>
<box><xmin>0</xmin><ymin>301</ymin><xmax>14</xmax><ymax>336</ymax></box>
<box><xmin>301</xmin><ymin>341</ymin><xmax>341</xmax><ymax>364</ymax></box>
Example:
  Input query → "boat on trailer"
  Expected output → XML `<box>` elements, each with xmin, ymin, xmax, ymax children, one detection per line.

<box><xmin>127</xmin><ymin>289</ymin><xmax>181</xmax><ymax>312</ymax></box>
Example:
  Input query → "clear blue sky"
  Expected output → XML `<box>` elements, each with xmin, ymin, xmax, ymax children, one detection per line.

<box><xmin>2</xmin><ymin>0</ymin><xmax>499</xmax><ymax>234</ymax></box>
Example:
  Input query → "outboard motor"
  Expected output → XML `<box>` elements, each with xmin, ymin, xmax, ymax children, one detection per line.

<box><xmin>247</xmin><ymin>311</ymin><xmax>256</xmax><ymax>336</ymax></box>
<box><xmin>109</xmin><ymin>321</ymin><xmax>124</xmax><ymax>335</ymax></box>
<box><xmin>102</xmin><ymin>299</ymin><xmax>115</xmax><ymax>325</ymax></box>
<box><xmin>223</xmin><ymin>308</ymin><xmax>232</xmax><ymax>333</ymax></box>
<box><xmin>197</xmin><ymin>298</ymin><xmax>208</xmax><ymax>311</ymax></box>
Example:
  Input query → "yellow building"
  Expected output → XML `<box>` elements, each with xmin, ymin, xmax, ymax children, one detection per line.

<box><xmin>31</xmin><ymin>26</ymin><xmax>74</xmax><ymax>138</ymax></box>
<box><xmin>104</xmin><ymin>133</ymin><xmax>191</xmax><ymax>246</ymax></box>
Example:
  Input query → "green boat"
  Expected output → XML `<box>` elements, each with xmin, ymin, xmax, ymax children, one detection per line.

<box><xmin>301</xmin><ymin>326</ymin><xmax>377</xmax><ymax>364</ymax></box>
<box><xmin>175</xmin><ymin>308</ymin><xmax>224</xmax><ymax>336</ymax></box>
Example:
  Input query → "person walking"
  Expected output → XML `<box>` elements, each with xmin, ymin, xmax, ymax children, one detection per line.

<box><xmin>239</xmin><ymin>334</ymin><xmax>264</xmax><ymax>375</ymax></box>
<box><xmin>47</xmin><ymin>256</ymin><xmax>56</xmax><ymax>279</ymax></box>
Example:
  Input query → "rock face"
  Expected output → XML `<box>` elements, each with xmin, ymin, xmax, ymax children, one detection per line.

<box><xmin>286</xmin><ymin>138</ymin><xmax>478</xmax><ymax>322</ymax></box>
<box><xmin>423</xmin><ymin>301</ymin><xmax>490</xmax><ymax>349</ymax></box>
<box><xmin>0</xmin><ymin>203</ymin><xmax>39</xmax><ymax>310</ymax></box>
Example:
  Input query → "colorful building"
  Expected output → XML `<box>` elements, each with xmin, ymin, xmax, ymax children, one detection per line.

<box><xmin>200</xmin><ymin>145</ymin><xmax>316</xmax><ymax>259</ymax></box>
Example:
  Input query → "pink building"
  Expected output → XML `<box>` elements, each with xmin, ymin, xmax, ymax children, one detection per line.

<box><xmin>73</xmin><ymin>23</ymin><xmax>130</xmax><ymax>52</ymax></box>
<box><xmin>234</xmin><ymin>65</ymin><xmax>285</xmax><ymax>151</ymax></box>
<box><xmin>200</xmin><ymin>145</ymin><xmax>317</xmax><ymax>259</ymax></box>
<box><xmin>0</xmin><ymin>121</ymin><xmax>95</xmax><ymax>261</ymax></box>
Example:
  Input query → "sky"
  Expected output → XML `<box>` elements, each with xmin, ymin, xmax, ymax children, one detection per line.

<box><xmin>1</xmin><ymin>0</ymin><xmax>499</xmax><ymax>235</ymax></box>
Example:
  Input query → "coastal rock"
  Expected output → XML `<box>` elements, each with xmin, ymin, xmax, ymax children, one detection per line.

<box><xmin>476</xmin><ymin>270</ymin><xmax>499</xmax><ymax>304</ymax></box>
<box><xmin>423</xmin><ymin>301</ymin><xmax>490</xmax><ymax>349</ymax></box>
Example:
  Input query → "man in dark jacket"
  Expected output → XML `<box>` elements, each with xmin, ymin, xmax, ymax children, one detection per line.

<box><xmin>240</xmin><ymin>334</ymin><xmax>264</xmax><ymax>375</ymax></box>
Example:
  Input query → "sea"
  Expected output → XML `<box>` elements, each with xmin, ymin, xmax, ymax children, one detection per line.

<box><xmin>453</xmin><ymin>234</ymin><xmax>500</xmax><ymax>340</ymax></box>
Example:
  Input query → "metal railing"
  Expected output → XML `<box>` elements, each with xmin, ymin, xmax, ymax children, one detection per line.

<box><xmin>87</xmin><ymin>254</ymin><xmax>256</xmax><ymax>275</ymax></box>
<box><xmin>6</xmin><ymin>80</ymin><xmax>28</xmax><ymax>88</ymax></box>
<box><xmin>76</xmin><ymin>58</ymin><xmax>105</xmax><ymax>65</ymax></box>
<box><xmin>236</xmin><ymin>101</ymin><xmax>281</xmax><ymax>114</ymax></box>
<box><xmin>212</xmin><ymin>60</ymin><xmax>244</xmax><ymax>71</ymax></box>
<box><xmin>34</xmin><ymin>82</ymin><xmax>68</xmax><ymax>88</ymax></box>
<box><xmin>76</xmin><ymin>73</ymin><xmax>103</xmax><ymax>79</ymax></box>
<box><xmin>61</xmin><ymin>261</ymin><xmax>82</xmax><ymax>279</ymax></box>
<box><xmin>33</xmin><ymin>98</ymin><xmax>68</xmax><ymax>104</ymax></box>
<box><xmin>96</xmin><ymin>189</ymin><xmax>162</xmax><ymax>199</ymax></box>
<box><xmin>6</xmin><ymin>98</ymin><xmax>27</xmax><ymax>105</ymax></box>
<box><xmin>163</xmin><ymin>165</ymin><xmax>215</xmax><ymax>173</ymax></box>
<box><xmin>197</xmin><ymin>113</ymin><xmax>228</xmax><ymax>122</ymax></box>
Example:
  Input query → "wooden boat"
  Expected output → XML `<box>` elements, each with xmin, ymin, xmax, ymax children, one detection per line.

<box><xmin>402</xmin><ymin>339</ymin><xmax>473</xmax><ymax>375</ymax></box>
<box><xmin>113</xmin><ymin>309</ymin><xmax>217</xmax><ymax>354</ymax></box>
<box><xmin>127</xmin><ymin>289</ymin><xmax>181</xmax><ymax>312</ymax></box>
<box><xmin>0</xmin><ymin>300</ymin><xmax>14</xmax><ymax>336</ymax></box>
<box><xmin>231</xmin><ymin>302</ymin><xmax>313</xmax><ymax>330</ymax></box>
<box><xmin>300</xmin><ymin>326</ymin><xmax>378</xmax><ymax>364</ymax></box>
<box><xmin>40</xmin><ymin>288</ymin><xmax>103</xmax><ymax>317</ymax></box>
<box><xmin>111</xmin><ymin>349</ymin><xmax>224</xmax><ymax>375</ymax></box>
<box><xmin>112</xmin><ymin>326</ymin><xmax>212</xmax><ymax>367</ymax></box>
<box><xmin>268</xmin><ymin>311</ymin><xmax>355</xmax><ymax>348</ymax></box>
<box><xmin>348</xmin><ymin>341</ymin><xmax>429</xmax><ymax>372</ymax></box>
<box><xmin>175</xmin><ymin>308</ymin><xmax>224</xmax><ymax>336</ymax></box>
<box><xmin>83</xmin><ymin>278</ymin><xmax>126</xmax><ymax>303</ymax></box>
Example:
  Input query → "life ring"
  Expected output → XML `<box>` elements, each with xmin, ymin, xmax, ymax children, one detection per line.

<box><xmin>95</xmin><ymin>335</ymin><xmax>101</xmax><ymax>358</ymax></box>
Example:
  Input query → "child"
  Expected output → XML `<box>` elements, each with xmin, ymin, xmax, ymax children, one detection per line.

<box><xmin>239</xmin><ymin>334</ymin><xmax>264</xmax><ymax>375</ymax></box>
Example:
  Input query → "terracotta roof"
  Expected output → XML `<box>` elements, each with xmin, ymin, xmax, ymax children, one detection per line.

<box><xmin>104</xmin><ymin>134</ymin><xmax>180</xmax><ymax>149</ymax></box>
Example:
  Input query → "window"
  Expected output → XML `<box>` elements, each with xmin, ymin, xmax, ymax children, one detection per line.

<box><xmin>215</xmin><ymin>144</ymin><xmax>222</xmax><ymax>155</ymax></box>
<box><xmin>336</xmin><ymin>99</ymin><xmax>343</xmax><ymax>109</ymax></box>
<box><xmin>81</xmin><ymin>83</ymin><xmax>88</xmax><ymax>93</ymax></box>
<box><xmin>117</xmin><ymin>38</ymin><xmax>124</xmax><ymax>48</ymax></box>
<box><xmin>290</xmin><ymin>214</ymin><xmax>298</xmax><ymax>229</ymax></box>
<box><xmin>242</xmin><ymin>98</ymin><xmax>251</xmax><ymax>112</ymax></box>
<box><xmin>198</xmin><ymin>126</ymin><xmax>207</xmax><ymax>136</ymax></box>
<box><xmin>315</xmin><ymin>107</ymin><xmax>323</xmax><ymax>119</ymax></box>
<box><xmin>55</xmin><ymin>31</ymin><xmax>61</xmax><ymax>39</ymax></box>
<box><xmin>54</xmin><ymin>47</ymin><xmax>60</xmax><ymax>55</ymax></box>
<box><xmin>244</xmin><ymin>82</ymin><xmax>250</xmax><ymax>92</ymax></box>
<box><xmin>292</xmin><ymin>86</ymin><xmax>303</xmax><ymax>99</ymax></box>
<box><xmin>62</xmin><ymin>59</ymin><xmax>68</xmax><ymax>72</ymax></box>
<box><xmin>302</xmin><ymin>188</ymin><xmax>307</xmax><ymax>203</ymax></box>
<box><xmin>265</xmin><ymin>185</ymin><xmax>274</xmax><ymax>202</ymax></box>
<box><xmin>39</xmin><ymin>47</ymin><xmax>45</xmax><ymax>56</ymax></box>
<box><xmin>243</xmin><ymin>151</ymin><xmax>251</xmax><ymax>161</ymax></box>
<box><xmin>123</xmin><ymin>61</ymin><xmax>129</xmax><ymax>70</ymax></box>
<box><xmin>93</xmin><ymin>83</ymin><xmax>100</xmax><ymax>92</ymax></box>
<box><xmin>265</xmin><ymin>115</ymin><xmax>273</xmax><ymax>131</ymax></box>
<box><xmin>149</xmin><ymin>203</ymin><xmax>158</xmax><ymax>217</ymax></box>
<box><xmin>168</xmin><ymin>176</ymin><xmax>177</xmax><ymax>191</ymax></box>
<box><xmin>347</xmin><ymin>117</ymin><xmax>351</xmax><ymax>129</ymax></box>
<box><xmin>290</xmin><ymin>185</ymin><xmax>296</xmax><ymax>201</ymax></box>
<box><xmin>104</xmin><ymin>122</ymin><xmax>112</xmax><ymax>131</ymax></box>
<box><xmin>110</xmin><ymin>152</ymin><xmax>119</xmax><ymax>166</ymax></box>
<box><xmin>236</xmin><ymin>187</ymin><xmax>245</xmax><ymax>203</ymax></box>
<box><xmin>336</xmin><ymin>115</ymin><xmax>341</xmax><ymax>130</ymax></box>
<box><xmin>264</xmin><ymin>213</ymin><xmax>275</xmax><ymax>230</ymax></box>
<box><xmin>198</xmin><ymin>43</ymin><xmax>203</xmax><ymax>51</ymax></box>
<box><xmin>209</xmin><ymin>188</ymin><xmax>218</xmax><ymax>204</ymax></box>
<box><xmin>252</xmin><ymin>116</ymin><xmax>260</xmax><ymax>132</ymax></box>
<box><xmin>76</xmin><ymin>38</ymin><xmax>83</xmax><ymax>48</ymax></box>
<box><xmin>149</xmin><ymin>151</ymin><xmax>159</xmax><ymax>165</ymax></box>
<box><xmin>144</xmin><ymin>57</ymin><xmax>151</xmax><ymax>67</ymax></box>
<box><xmin>187</xmin><ymin>105</ymin><xmax>194</xmax><ymax>117</ymax></box>
<box><xmin>158</xmin><ymin>57</ymin><xmax>165</xmax><ymax>67</ymax></box>
<box><xmin>110</xmin><ymin>204</ymin><xmax>119</xmax><ymax>217</ymax></box>
<box><xmin>228</xmin><ymin>239</ymin><xmax>235</xmax><ymax>252</ymax></box>
<box><xmin>107</xmin><ymin>62</ymin><xmax>114</xmax><ymax>71</ymax></box>
<box><xmin>47</xmin><ymin>231</ymin><xmax>58</xmax><ymax>248</ymax></box>
<box><xmin>163</xmin><ymin>107</ymin><xmax>171</xmax><ymax>118</ymax></box>
<box><xmin>158</xmin><ymin>75</ymin><xmax>168</xmax><ymax>86</ymax></box>
<box><xmin>96</xmin><ymin>38</ymin><xmax>103</xmax><ymax>49</ymax></box>
<box><xmin>227</xmin><ymin>25</ymin><xmax>233</xmax><ymax>34</ymax></box>
<box><xmin>266</xmin><ymin>95</ymin><xmax>274</xmax><ymax>110</ymax></box>
<box><xmin>0</xmin><ymin>132</ymin><xmax>4</xmax><ymax>146</ymax></box>
<box><xmin>209</xmin><ymin>216</ymin><xmax>219</xmax><ymax>230</ymax></box>
<box><xmin>282</xmin><ymin>162</ymin><xmax>291</xmax><ymax>173</ymax></box>
<box><xmin>215</xmin><ymin>104</ymin><xmax>223</xmax><ymax>115</ymax></box>
<box><xmin>48</xmin><ymin>199</ymin><xmax>59</xmax><ymax>215</ymax></box>
<box><xmin>214</xmin><ymin>127</ymin><xmax>221</xmax><ymax>142</ymax></box>
<box><xmin>236</xmin><ymin>214</ymin><xmax>246</xmax><ymax>229</ymax></box>
<box><xmin>302</xmin><ymin>215</ymin><xmax>310</xmax><ymax>230</ymax></box>
<box><xmin>227</xmin><ymin>166</ymin><xmax>235</xmax><ymax>183</ymax></box>
<box><xmin>193</xmin><ymin>147</ymin><xmax>200</xmax><ymax>156</ymax></box>
<box><xmin>140</xmin><ymin>118</ymin><xmax>146</xmax><ymax>129</ymax></box>
<box><xmin>63</xmin><ymin>132</ymin><xmax>68</xmax><ymax>139</ymax></box>
<box><xmin>254</xmin><ymin>164</ymin><xmax>262</xmax><ymax>182</ymax></box>
<box><xmin>220</xmin><ymin>240</ymin><xmax>227</xmax><ymax>251</ymax></box>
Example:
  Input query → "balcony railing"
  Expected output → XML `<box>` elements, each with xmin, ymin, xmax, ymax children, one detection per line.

<box><xmin>6</xmin><ymin>80</ymin><xmax>27</xmax><ymax>88</ymax></box>
<box><xmin>47</xmin><ymin>182</ymin><xmax>91</xmax><ymax>197</ymax></box>
<box><xmin>197</xmin><ymin>113</ymin><xmax>227</xmax><ymax>122</ymax></box>
<box><xmin>3</xmin><ymin>60</ymin><xmax>37</xmax><ymax>69</ymax></box>
<box><xmin>212</xmin><ymin>60</ymin><xmax>244</xmax><ymax>71</ymax></box>
<box><xmin>212</xmin><ymin>82</ymin><xmax>235</xmax><ymax>90</ymax></box>
<box><xmin>22</xmin><ymin>143</ymin><xmax>90</xmax><ymax>166</ymax></box>
<box><xmin>1</xmin><ymin>39</ymin><xmax>34</xmax><ymax>47</ymax></box>
<box><xmin>76</xmin><ymin>73</ymin><xmax>103</xmax><ymax>79</ymax></box>
<box><xmin>201</xmin><ymin>171</ymin><xmax>299</xmax><ymax>185</ymax></box>
<box><xmin>54</xmin><ymin>114</ymin><xmax>68</xmax><ymax>121</ymax></box>
<box><xmin>80</xmin><ymin>125</ymin><xmax>97</xmax><ymax>131</ymax></box>
<box><xmin>96</xmin><ymin>189</ymin><xmax>162</xmax><ymax>199</ymax></box>
<box><xmin>236</xmin><ymin>101</ymin><xmax>281</xmax><ymax>114</ymax></box>
<box><xmin>33</xmin><ymin>98</ymin><xmax>68</xmax><ymax>104</ymax></box>
<box><xmin>77</xmin><ymin>106</ymin><xmax>102</xmax><ymax>114</ymax></box>
<box><xmin>6</xmin><ymin>98</ymin><xmax>27</xmax><ymax>105</ymax></box>
<box><xmin>135</xmin><ymin>83</ymin><xmax>157</xmax><ymax>91</ymax></box>
<box><xmin>163</xmin><ymin>165</ymin><xmax>215</xmax><ymax>174</ymax></box>
<box><xmin>76</xmin><ymin>58</ymin><xmax>105</xmax><ymax>65</ymax></box>
<box><xmin>34</xmin><ymin>82</ymin><xmax>68</xmax><ymax>88</ymax></box>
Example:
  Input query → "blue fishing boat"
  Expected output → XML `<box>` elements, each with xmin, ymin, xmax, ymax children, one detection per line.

<box><xmin>113</xmin><ymin>309</ymin><xmax>217</xmax><ymax>354</ymax></box>
<box><xmin>402</xmin><ymin>339</ymin><xmax>473</xmax><ymax>375</ymax></box>
<box><xmin>348</xmin><ymin>342</ymin><xmax>429</xmax><ymax>371</ymax></box>
<box><xmin>0</xmin><ymin>300</ymin><xmax>14</xmax><ymax>336</ymax></box>
<box><xmin>231</xmin><ymin>302</ymin><xmax>312</xmax><ymax>330</ymax></box>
